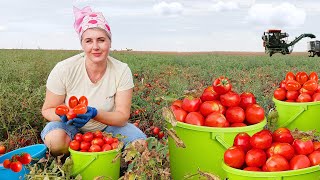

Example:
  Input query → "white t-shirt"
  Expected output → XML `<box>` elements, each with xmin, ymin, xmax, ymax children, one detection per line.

<box><xmin>46</xmin><ymin>53</ymin><xmax>134</xmax><ymax>132</ymax></box>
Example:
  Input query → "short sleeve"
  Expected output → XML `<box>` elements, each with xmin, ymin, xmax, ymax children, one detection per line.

<box><xmin>46</xmin><ymin>63</ymin><xmax>66</xmax><ymax>95</ymax></box>
<box><xmin>117</xmin><ymin>65</ymin><xmax>134</xmax><ymax>91</ymax></box>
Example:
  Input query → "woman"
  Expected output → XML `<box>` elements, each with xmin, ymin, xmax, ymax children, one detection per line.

<box><xmin>41</xmin><ymin>6</ymin><xmax>146</xmax><ymax>156</ymax></box>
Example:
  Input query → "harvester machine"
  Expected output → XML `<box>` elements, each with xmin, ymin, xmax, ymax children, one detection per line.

<box><xmin>262</xmin><ymin>29</ymin><xmax>316</xmax><ymax>57</ymax></box>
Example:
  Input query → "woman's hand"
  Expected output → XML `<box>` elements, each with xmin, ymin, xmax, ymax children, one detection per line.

<box><xmin>67</xmin><ymin>106</ymin><xmax>97</xmax><ymax>128</ymax></box>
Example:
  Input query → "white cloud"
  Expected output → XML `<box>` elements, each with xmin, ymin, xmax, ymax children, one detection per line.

<box><xmin>0</xmin><ymin>25</ymin><xmax>7</xmax><ymax>31</ymax></box>
<box><xmin>247</xmin><ymin>2</ymin><xmax>306</xmax><ymax>28</ymax></box>
<box><xmin>210</xmin><ymin>1</ymin><xmax>239</xmax><ymax>12</ymax></box>
<box><xmin>153</xmin><ymin>2</ymin><xmax>184</xmax><ymax>16</ymax></box>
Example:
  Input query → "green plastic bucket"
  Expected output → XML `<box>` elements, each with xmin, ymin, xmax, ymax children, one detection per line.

<box><xmin>167</xmin><ymin>119</ymin><xmax>266</xmax><ymax>179</ymax></box>
<box><xmin>222</xmin><ymin>161</ymin><xmax>320</xmax><ymax>180</ymax></box>
<box><xmin>69</xmin><ymin>148</ymin><xmax>120</xmax><ymax>180</ymax></box>
<box><xmin>273</xmin><ymin>98</ymin><xmax>320</xmax><ymax>131</ymax></box>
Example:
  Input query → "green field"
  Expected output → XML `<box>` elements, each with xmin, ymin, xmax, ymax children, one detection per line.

<box><xmin>1</xmin><ymin>49</ymin><xmax>320</xmax><ymax>148</ymax></box>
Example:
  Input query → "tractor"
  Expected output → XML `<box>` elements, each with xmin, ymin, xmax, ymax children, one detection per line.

<box><xmin>262</xmin><ymin>29</ymin><xmax>316</xmax><ymax>57</ymax></box>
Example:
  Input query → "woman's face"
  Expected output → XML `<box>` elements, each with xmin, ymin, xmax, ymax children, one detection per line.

<box><xmin>81</xmin><ymin>28</ymin><xmax>111</xmax><ymax>64</ymax></box>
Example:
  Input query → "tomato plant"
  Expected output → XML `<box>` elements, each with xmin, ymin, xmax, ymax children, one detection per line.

<box><xmin>212</xmin><ymin>76</ymin><xmax>232</xmax><ymax>95</ymax></box>
<box><xmin>224</xmin><ymin>146</ymin><xmax>245</xmax><ymax>168</ymax></box>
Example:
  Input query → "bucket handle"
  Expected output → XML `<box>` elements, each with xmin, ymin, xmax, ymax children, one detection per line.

<box><xmin>211</xmin><ymin>133</ymin><xmax>230</xmax><ymax>149</ymax></box>
<box><xmin>278</xmin><ymin>105</ymin><xmax>307</xmax><ymax>128</ymax></box>
<box><xmin>71</xmin><ymin>154</ymin><xmax>97</xmax><ymax>176</ymax></box>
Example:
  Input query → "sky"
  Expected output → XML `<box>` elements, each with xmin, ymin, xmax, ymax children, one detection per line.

<box><xmin>1</xmin><ymin>0</ymin><xmax>320</xmax><ymax>52</ymax></box>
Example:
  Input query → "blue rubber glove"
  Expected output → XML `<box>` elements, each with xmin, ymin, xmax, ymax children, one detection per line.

<box><xmin>60</xmin><ymin>115</ymin><xmax>68</xmax><ymax>123</ymax></box>
<box><xmin>67</xmin><ymin>106</ymin><xmax>98</xmax><ymax>128</ymax></box>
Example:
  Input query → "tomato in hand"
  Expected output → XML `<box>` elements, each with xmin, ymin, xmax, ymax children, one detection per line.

<box><xmin>272</xmin><ymin>127</ymin><xmax>293</xmax><ymax>144</ymax></box>
<box><xmin>19</xmin><ymin>153</ymin><xmax>32</xmax><ymax>165</ymax></box>
<box><xmin>78</xmin><ymin>96</ymin><xmax>88</xmax><ymax>106</ymax></box>
<box><xmin>68</xmin><ymin>96</ymin><xmax>79</xmax><ymax>108</ymax></box>
<box><xmin>10</xmin><ymin>161</ymin><xmax>23</xmax><ymax>172</ymax></box>
<box><xmin>245</xmin><ymin>148</ymin><xmax>267</xmax><ymax>167</ymax></box>
<box><xmin>185</xmin><ymin>112</ymin><xmax>205</xmax><ymax>126</ymax></box>
<box><xmin>290</xmin><ymin>155</ymin><xmax>310</xmax><ymax>170</ymax></box>
<box><xmin>73</xmin><ymin>104</ymin><xmax>87</xmax><ymax>114</ymax></box>
<box><xmin>225</xmin><ymin>106</ymin><xmax>245</xmax><ymax>123</ymax></box>
<box><xmin>224</xmin><ymin>146</ymin><xmax>245</xmax><ymax>169</ymax></box>
<box><xmin>295</xmin><ymin>72</ymin><xmax>309</xmax><ymax>85</ymax></box>
<box><xmin>309</xmin><ymin>72</ymin><xmax>319</xmax><ymax>82</ymax></box>
<box><xmin>273</xmin><ymin>88</ymin><xmax>286</xmax><ymax>101</ymax></box>
<box><xmin>266</xmin><ymin>155</ymin><xmax>289</xmax><ymax>172</ymax></box>
<box><xmin>292</xmin><ymin>139</ymin><xmax>314</xmax><ymax>155</ymax></box>
<box><xmin>285</xmin><ymin>72</ymin><xmax>295</xmax><ymax>81</ymax></box>
<box><xmin>245</xmin><ymin>104</ymin><xmax>265</xmax><ymax>125</ymax></box>
<box><xmin>204</xmin><ymin>112</ymin><xmax>228</xmax><ymax>127</ymax></box>
<box><xmin>66</xmin><ymin>109</ymin><xmax>77</xmax><ymax>120</ymax></box>
<box><xmin>181</xmin><ymin>97</ymin><xmax>201</xmax><ymax>112</ymax></box>
<box><xmin>239</xmin><ymin>92</ymin><xmax>256</xmax><ymax>109</ymax></box>
<box><xmin>199</xmin><ymin>101</ymin><xmax>220</xmax><ymax>117</ymax></box>
<box><xmin>220</xmin><ymin>91</ymin><xmax>241</xmax><ymax>107</ymax></box>
<box><xmin>250</xmin><ymin>130</ymin><xmax>272</xmax><ymax>150</ymax></box>
<box><xmin>303</xmin><ymin>79</ymin><xmax>318</xmax><ymax>91</ymax></box>
<box><xmin>55</xmin><ymin>105</ymin><xmax>69</xmax><ymax>116</ymax></box>
<box><xmin>233</xmin><ymin>132</ymin><xmax>251</xmax><ymax>152</ymax></box>
<box><xmin>212</xmin><ymin>76</ymin><xmax>232</xmax><ymax>95</ymax></box>
<box><xmin>285</xmin><ymin>80</ymin><xmax>301</xmax><ymax>91</ymax></box>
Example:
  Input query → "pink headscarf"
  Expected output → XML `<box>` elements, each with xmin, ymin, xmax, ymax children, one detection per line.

<box><xmin>73</xmin><ymin>6</ymin><xmax>112</xmax><ymax>40</ymax></box>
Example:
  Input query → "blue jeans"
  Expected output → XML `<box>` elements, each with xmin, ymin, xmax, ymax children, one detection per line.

<box><xmin>41</xmin><ymin>121</ymin><xmax>146</xmax><ymax>146</ymax></box>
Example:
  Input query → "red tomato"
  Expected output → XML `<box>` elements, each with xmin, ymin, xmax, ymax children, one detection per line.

<box><xmin>239</xmin><ymin>92</ymin><xmax>256</xmax><ymax>109</ymax></box>
<box><xmin>74</xmin><ymin>133</ymin><xmax>83</xmax><ymax>141</ymax></box>
<box><xmin>78</xmin><ymin>96</ymin><xmax>88</xmax><ymax>106</ymax></box>
<box><xmin>212</xmin><ymin>76</ymin><xmax>232</xmax><ymax>95</ymax></box>
<box><xmin>172</xmin><ymin>99</ymin><xmax>183</xmax><ymax>108</ymax></box>
<box><xmin>220</xmin><ymin>92</ymin><xmax>241</xmax><ymax>107</ymax></box>
<box><xmin>233</xmin><ymin>132</ymin><xmax>251</xmax><ymax>152</ymax></box>
<box><xmin>10</xmin><ymin>161</ymin><xmax>23</xmax><ymax>172</ymax></box>
<box><xmin>102</xmin><ymin>144</ymin><xmax>112</xmax><ymax>151</ymax></box>
<box><xmin>273</xmin><ymin>143</ymin><xmax>295</xmax><ymax>160</ymax></box>
<box><xmin>204</xmin><ymin>112</ymin><xmax>228</xmax><ymax>127</ymax></box>
<box><xmin>158</xmin><ymin>131</ymin><xmax>164</xmax><ymax>139</ymax></box>
<box><xmin>250</xmin><ymin>130</ymin><xmax>273</xmax><ymax>150</ymax></box>
<box><xmin>200</xmin><ymin>86</ymin><xmax>220</xmax><ymax>101</ymax></box>
<box><xmin>213</xmin><ymin>100</ymin><xmax>226</xmax><ymax>114</ymax></box>
<box><xmin>290</xmin><ymin>155</ymin><xmax>310</xmax><ymax>170</ymax></box>
<box><xmin>89</xmin><ymin>144</ymin><xmax>102</xmax><ymax>152</ymax></box>
<box><xmin>279</xmin><ymin>80</ymin><xmax>286</xmax><ymax>89</ymax></box>
<box><xmin>286</xmin><ymin>90</ymin><xmax>299</xmax><ymax>101</ymax></box>
<box><xmin>312</xmin><ymin>93</ymin><xmax>320</xmax><ymax>101</ymax></box>
<box><xmin>266</xmin><ymin>143</ymin><xmax>279</xmax><ymax>158</ymax></box>
<box><xmin>93</xmin><ymin>131</ymin><xmax>103</xmax><ymax>138</ymax></box>
<box><xmin>230</xmin><ymin>123</ymin><xmax>247</xmax><ymax>127</ymax></box>
<box><xmin>73</xmin><ymin>104</ymin><xmax>87</xmax><ymax>114</ymax></box>
<box><xmin>80</xmin><ymin>141</ymin><xmax>91</xmax><ymax>150</ymax></box>
<box><xmin>199</xmin><ymin>101</ymin><xmax>220</xmax><ymax>117</ymax></box>
<box><xmin>69</xmin><ymin>140</ymin><xmax>80</xmax><ymax>151</ymax></box>
<box><xmin>295</xmin><ymin>72</ymin><xmax>309</xmax><ymax>85</ymax></box>
<box><xmin>314</xmin><ymin>141</ymin><xmax>320</xmax><ymax>151</ymax></box>
<box><xmin>68</xmin><ymin>96</ymin><xmax>79</xmax><ymax>108</ymax></box>
<box><xmin>170</xmin><ymin>105</ymin><xmax>180</xmax><ymax>112</ymax></box>
<box><xmin>55</xmin><ymin>105</ymin><xmax>69</xmax><ymax>116</ymax></box>
<box><xmin>185</xmin><ymin>112</ymin><xmax>205</xmax><ymax>126</ymax></box>
<box><xmin>103</xmin><ymin>136</ymin><xmax>114</xmax><ymax>145</ymax></box>
<box><xmin>273</xmin><ymin>88</ymin><xmax>286</xmax><ymax>101</ymax></box>
<box><xmin>173</xmin><ymin>108</ymin><xmax>188</xmax><ymax>122</ymax></box>
<box><xmin>66</xmin><ymin>109</ymin><xmax>77</xmax><ymax>120</ymax></box>
<box><xmin>272</xmin><ymin>127</ymin><xmax>293</xmax><ymax>144</ymax></box>
<box><xmin>245</xmin><ymin>148</ymin><xmax>267</xmax><ymax>167</ymax></box>
<box><xmin>285</xmin><ymin>72</ymin><xmax>295</xmax><ymax>81</ymax></box>
<box><xmin>245</xmin><ymin>104</ymin><xmax>265</xmax><ymax>125</ymax></box>
<box><xmin>292</xmin><ymin>139</ymin><xmax>314</xmax><ymax>155</ymax></box>
<box><xmin>299</xmin><ymin>87</ymin><xmax>315</xmax><ymax>96</ymax></box>
<box><xmin>266</xmin><ymin>155</ymin><xmax>289</xmax><ymax>172</ymax></box>
<box><xmin>111</xmin><ymin>142</ymin><xmax>119</xmax><ymax>149</ymax></box>
<box><xmin>303</xmin><ymin>80</ymin><xmax>318</xmax><ymax>91</ymax></box>
<box><xmin>19</xmin><ymin>153</ymin><xmax>32</xmax><ymax>165</ymax></box>
<box><xmin>308</xmin><ymin>151</ymin><xmax>320</xmax><ymax>166</ymax></box>
<box><xmin>224</xmin><ymin>146</ymin><xmax>245</xmax><ymax>169</ymax></box>
<box><xmin>3</xmin><ymin>159</ymin><xmax>11</xmax><ymax>169</ymax></box>
<box><xmin>309</xmin><ymin>72</ymin><xmax>319</xmax><ymax>82</ymax></box>
<box><xmin>243</xmin><ymin>167</ymin><xmax>261</xmax><ymax>171</ymax></box>
<box><xmin>82</xmin><ymin>132</ymin><xmax>94</xmax><ymax>142</ymax></box>
<box><xmin>285</xmin><ymin>80</ymin><xmax>301</xmax><ymax>91</ymax></box>
<box><xmin>296</xmin><ymin>93</ymin><xmax>312</xmax><ymax>102</ymax></box>
<box><xmin>225</xmin><ymin>106</ymin><xmax>245</xmax><ymax>123</ymax></box>
<box><xmin>0</xmin><ymin>145</ymin><xmax>6</xmax><ymax>154</ymax></box>
<box><xmin>91</xmin><ymin>138</ymin><xmax>104</xmax><ymax>147</ymax></box>
<box><xmin>153</xmin><ymin>127</ymin><xmax>160</xmax><ymax>135</ymax></box>
<box><xmin>181</xmin><ymin>97</ymin><xmax>201</xmax><ymax>112</ymax></box>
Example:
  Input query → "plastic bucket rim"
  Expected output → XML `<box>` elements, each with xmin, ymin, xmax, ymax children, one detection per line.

<box><xmin>273</xmin><ymin>97</ymin><xmax>320</xmax><ymax>106</ymax></box>
<box><xmin>172</xmin><ymin>118</ymin><xmax>267</xmax><ymax>133</ymax></box>
<box><xmin>222</xmin><ymin>161</ymin><xmax>320</xmax><ymax>177</ymax></box>
<box><xmin>69</xmin><ymin>147</ymin><xmax>120</xmax><ymax>155</ymax></box>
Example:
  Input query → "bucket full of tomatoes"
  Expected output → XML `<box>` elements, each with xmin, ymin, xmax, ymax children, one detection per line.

<box><xmin>0</xmin><ymin>144</ymin><xmax>47</xmax><ymax>180</ymax></box>
<box><xmin>69</xmin><ymin>131</ymin><xmax>122</xmax><ymax>180</ymax></box>
<box><xmin>166</xmin><ymin>76</ymin><xmax>267</xmax><ymax>179</ymax></box>
<box><xmin>273</xmin><ymin>71</ymin><xmax>320</xmax><ymax>131</ymax></box>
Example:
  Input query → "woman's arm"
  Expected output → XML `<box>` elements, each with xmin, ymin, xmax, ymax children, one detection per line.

<box><xmin>94</xmin><ymin>88</ymin><xmax>133</xmax><ymax>126</ymax></box>
<box><xmin>41</xmin><ymin>89</ymin><xmax>66</xmax><ymax>121</ymax></box>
